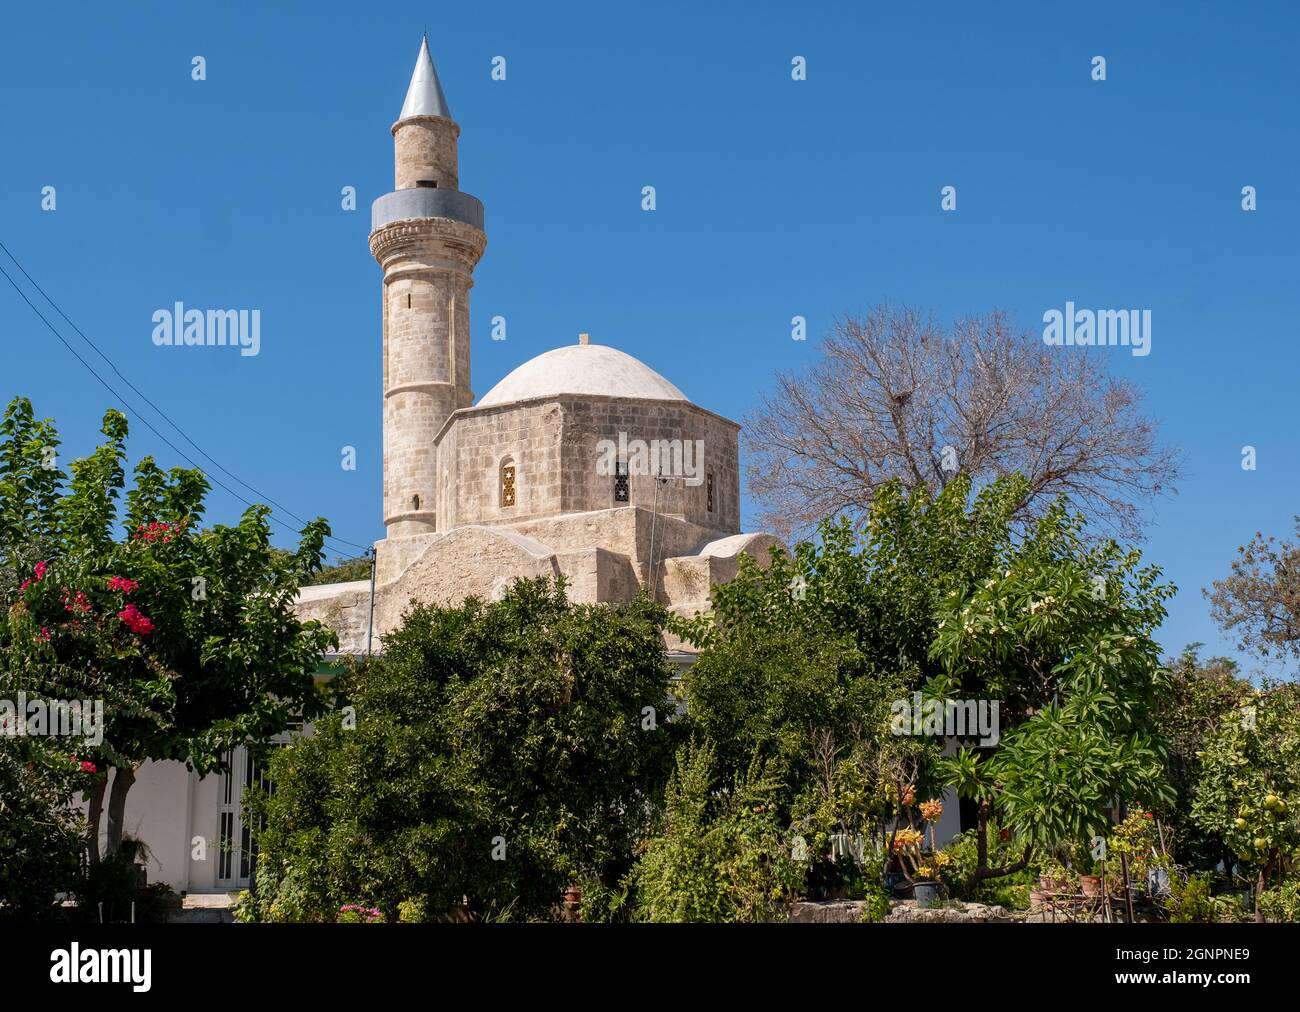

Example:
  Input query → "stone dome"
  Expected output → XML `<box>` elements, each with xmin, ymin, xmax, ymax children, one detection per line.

<box><xmin>476</xmin><ymin>343</ymin><xmax>688</xmax><ymax>408</ymax></box>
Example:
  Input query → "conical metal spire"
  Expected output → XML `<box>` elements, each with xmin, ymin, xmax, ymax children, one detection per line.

<box><xmin>399</xmin><ymin>35</ymin><xmax>451</xmax><ymax>120</ymax></box>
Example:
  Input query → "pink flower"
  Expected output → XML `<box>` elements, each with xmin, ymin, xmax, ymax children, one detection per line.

<box><xmin>34</xmin><ymin>561</ymin><xmax>48</xmax><ymax>581</ymax></box>
<box><xmin>118</xmin><ymin>603</ymin><xmax>154</xmax><ymax>636</ymax></box>
<box><xmin>107</xmin><ymin>576</ymin><xmax>139</xmax><ymax>595</ymax></box>
<box><xmin>37</xmin><ymin>627</ymin><xmax>51</xmax><ymax>642</ymax></box>
<box><xmin>63</xmin><ymin>589</ymin><xmax>93</xmax><ymax>615</ymax></box>
<box><xmin>79</xmin><ymin>760</ymin><xmax>98</xmax><ymax>774</ymax></box>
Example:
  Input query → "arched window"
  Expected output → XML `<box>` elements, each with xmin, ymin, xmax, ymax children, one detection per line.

<box><xmin>500</xmin><ymin>458</ymin><xmax>516</xmax><ymax>508</ymax></box>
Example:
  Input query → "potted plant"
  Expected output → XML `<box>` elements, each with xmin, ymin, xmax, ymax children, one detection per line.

<box><xmin>912</xmin><ymin>864</ymin><xmax>943</xmax><ymax>908</ymax></box>
<box><xmin>1038</xmin><ymin>855</ymin><xmax>1070</xmax><ymax>893</ymax></box>
<box><xmin>1077</xmin><ymin>852</ymin><xmax>1104</xmax><ymax>897</ymax></box>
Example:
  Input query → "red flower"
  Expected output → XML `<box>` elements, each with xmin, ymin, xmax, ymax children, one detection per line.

<box><xmin>63</xmin><ymin>589</ymin><xmax>93</xmax><ymax>615</ymax></box>
<box><xmin>37</xmin><ymin>627</ymin><xmax>51</xmax><ymax>642</ymax></box>
<box><xmin>117</xmin><ymin>603</ymin><xmax>154</xmax><ymax>635</ymax></box>
<box><xmin>79</xmin><ymin>760</ymin><xmax>98</xmax><ymax>774</ymax></box>
<box><xmin>107</xmin><ymin>576</ymin><xmax>139</xmax><ymax>595</ymax></box>
<box><xmin>34</xmin><ymin>561</ymin><xmax>48</xmax><ymax>581</ymax></box>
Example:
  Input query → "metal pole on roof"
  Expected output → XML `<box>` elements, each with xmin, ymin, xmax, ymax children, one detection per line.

<box><xmin>366</xmin><ymin>548</ymin><xmax>377</xmax><ymax>658</ymax></box>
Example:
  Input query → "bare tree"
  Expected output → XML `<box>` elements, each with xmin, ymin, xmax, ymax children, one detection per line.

<box><xmin>744</xmin><ymin>305</ymin><xmax>1182</xmax><ymax>540</ymax></box>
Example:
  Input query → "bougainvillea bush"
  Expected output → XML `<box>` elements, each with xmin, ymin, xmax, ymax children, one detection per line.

<box><xmin>0</xmin><ymin>396</ymin><xmax>335</xmax><ymax>909</ymax></box>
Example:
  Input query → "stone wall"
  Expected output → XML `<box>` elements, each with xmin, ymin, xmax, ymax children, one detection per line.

<box><xmin>431</xmin><ymin>396</ymin><xmax>741</xmax><ymax>536</ymax></box>
<box><xmin>392</xmin><ymin>114</ymin><xmax>459</xmax><ymax>190</ymax></box>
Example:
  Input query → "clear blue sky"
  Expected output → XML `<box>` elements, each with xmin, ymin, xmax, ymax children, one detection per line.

<box><xmin>2</xmin><ymin>0</ymin><xmax>1297</xmax><ymax>674</ymax></box>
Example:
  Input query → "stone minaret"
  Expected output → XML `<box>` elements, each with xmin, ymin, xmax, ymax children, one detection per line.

<box><xmin>370</xmin><ymin>36</ymin><xmax>486</xmax><ymax>538</ymax></box>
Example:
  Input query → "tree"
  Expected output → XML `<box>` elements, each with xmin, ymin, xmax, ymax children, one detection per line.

<box><xmin>0</xmin><ymin>737</ymin><xmax>88</xmax><ymax>921</ymax></box>
<box><xmin>744</xmin><ymin>305</ymin><xmax>1182</xmax><ymax>541</ymax></box>
<box><xmin>674</xmin><ymin>475</ymin><xmax>1031</xmax><ymax>896</ymax></box>
<box><xmin>1206</xmin><ymin>518</ymin><xmax>1300</xmax><ymax>670</ymax></box>
<box><xmin>249</xmin><ymin>579</ymin><xmax>680</xmax><ymax>922</ymax></box>
<box><xmin>932</xmin><ymin>497</ymin><xmax>1176</xmax><ymax>875</ymax></box>
<box><xmin>1155</xmin><ymin>646</ymin><xmax>1253</xmax><ymax>872</ymax></box>
<box><xmin>1191</xmin><ymin>682</ymin><xmax>1300</xmax><ymax>921</ymax></box>
<box><xmin>0</xmin><ymin>396</ymin><xmax>334</xmax><ymax>866</ymax></box>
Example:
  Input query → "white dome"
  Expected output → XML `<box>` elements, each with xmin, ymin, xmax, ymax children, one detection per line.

<box><xmin>477</xmin><ymin>343</ymin><xmax>688</xmax><ymax>407</ymax></box>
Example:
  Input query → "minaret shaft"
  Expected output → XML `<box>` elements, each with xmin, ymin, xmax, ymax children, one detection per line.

<box><xmin>371</xmin><ymin>38</ymin><xmax>486</xmax><ymax>538</ymax></box>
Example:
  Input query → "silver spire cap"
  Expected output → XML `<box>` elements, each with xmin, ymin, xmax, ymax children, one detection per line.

<box><xmin>399</xmin><ymin>35</ymin><xmax>451</xmax><ymax>120</ymax></box>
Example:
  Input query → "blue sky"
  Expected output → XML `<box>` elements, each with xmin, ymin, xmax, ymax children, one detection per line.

<box><xmin>1</xmin><ymin>0</ymin><xmax>1297</xmax><ymax>673</ymax></box>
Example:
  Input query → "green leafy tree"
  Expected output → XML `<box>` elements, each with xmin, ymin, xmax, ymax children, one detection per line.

<box><xmin>1154</xmin><ymin>646</ymin><xmax>1253</xmax><ymax>871</ymax></box>
<box><xmin>250</xmin><ymin>579</ymin><xmax>680</xmax><ymax>921</ymax></box>
<box><xmin>933</xmin><ymin>500</ymin><xmax>1176</xmax><ymax>874</ymax></box>
<box><xmin>0</xmin><ymin>396</ymin><xmax>334</xmax><ymax>868</ymax></box>
<box><xmin>1191</xmin><ymin>682</ymin><xmax>1300</xmax><ymax>921</ymax></box>
<box><xmin>0</xmin><ymin>738</ymin><xmax>87</xmax><ymax>921</ymax></box>
<box><xmin>674</xmin><ymin>476</ymin><xmax>1028</xmax><ymax>896</ymax></box>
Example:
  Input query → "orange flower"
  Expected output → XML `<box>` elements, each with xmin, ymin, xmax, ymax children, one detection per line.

<box><xmin>919</xmin><ymin>799</ymin><xmax>944</xmax><ymax>822</ymax></box>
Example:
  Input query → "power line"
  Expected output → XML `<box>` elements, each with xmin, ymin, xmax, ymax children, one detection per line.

<box><xmin>0</xmin><ymin>244</ymin><xmax>373</xmax><ymax>555</ymax></box>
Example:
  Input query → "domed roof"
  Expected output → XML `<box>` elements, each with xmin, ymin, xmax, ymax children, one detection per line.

<box><xmin>477</xmin><ymin>342</ymin><xmax>689</xmax><ymax>408</ymax></box>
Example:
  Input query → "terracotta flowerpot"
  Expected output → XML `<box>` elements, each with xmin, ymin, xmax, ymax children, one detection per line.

<box><xmin>1039</xmin><ymin>874</ymin><xmax>1067</xmax><ymax>892</ymax></box>
<box><xmin>1079</xmin><ymin>874</ymin><xmax>1103</xmax><ymax>897</ymax></box>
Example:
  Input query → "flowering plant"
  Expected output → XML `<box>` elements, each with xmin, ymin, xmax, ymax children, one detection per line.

<box><xmin>337</xmin><ymin>904</ymin><xmax>385</xmax><ymax>923</ymax></box>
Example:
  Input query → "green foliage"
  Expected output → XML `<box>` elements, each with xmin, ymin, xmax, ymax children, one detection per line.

<box><xmin>251</xmin><ymin>579</ymin><xmax>679</xmax><ymax>921</ymax></box>
<box><xmin>1190</xmin><ymin>682</ymin><xmax>1300</xmax><ymax>873</ymax></box>
<box><xmin>632</xmin><ymin>743</ymin><xmax>805</xmax><ymax>922</ymax></box>
<box><xmin>673</xmin><ymin>477</ymin><xmax>1030</xmax><ymax>895</ymax></box>
<box><xmin>0</xmin><ymin>396</ymin><xmax>336</xmax><ymax>779</ymax></box>
<box><xmin>858</xmin><ymin>882</ymin><xmax>892</xmax><ymax>922</ymax></box>
<box><xmin>1165</xmin><ymin>873</ymin><xmax>1220</xmax><ymax>924</ymax></box>
<box><xmin>0</xmin><ymin>740</ymin><xmax>86</xmax><ymax>921</ymax></box>
<box><xmin>934</xmin><ymin>828</ymin><xmax>1033</xmax><ymax>902</ymax></box>
<box><xmin>933</xmin><ymin>501</ymin><xmax>1176</xmax><ymax>851</ymax></box>
<box><xmin>1259</xmin><ymin>880</ymin><xmax>1300</xmax><ymax>923</ymax></box>
<box><xmin>0</xmin><ymin>395</ymin><xmax>336</xmax><ymax>917</ymax></box>
<box><xmin>1155</xmin><ymin>648</ymin><xmax>1253</xmax><ymax>870</ymax></box>
<box><xmin>301</xmin><ymin>554</ymin><xmax>372</xmax><ymax>587</ymax></box>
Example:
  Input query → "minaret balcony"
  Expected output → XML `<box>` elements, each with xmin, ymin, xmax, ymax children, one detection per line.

<box><xmin>371</xmin><ymin>187</ymin><xmax>484</xmax><ymax>233</ymax></box>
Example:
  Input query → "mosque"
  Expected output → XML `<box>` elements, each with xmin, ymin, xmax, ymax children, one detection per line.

<box><xmin>114</xmin><ymin>37</ymin><xmax>780</xmax><ymax>895</ymax></box>
<box><xmin>294</xmin><ymin>36</ymin><xmax>780</xmax><ymax>656</ymax></box>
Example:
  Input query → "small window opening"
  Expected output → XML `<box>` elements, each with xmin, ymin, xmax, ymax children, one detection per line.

<box><xmin>412</xmin><ymin>495</ymin><xmax>420</xmax><ymax>511</ymax></box>
<box><xmin>416</xmin><ymin>180</ymin><xmax>438</xmax><ymax>188</ymax></box>
<box><xmin>706</xmin><ymin>472</ymin><xmax>714</xmax><ymax>513</ymax></box>
<box><xmin>614</xmin><ymin>461</ymin><xmax>630</xmax><ymax>503</ymax></box>
<box><xmin>407</xmin><ymin>293</ymin><xmax>411</xmax><ymax>308</ymax></box>
<box><xmin>501</xmin><ymin>464</ymin><xmax>516</xmax><ymax>508</ymax></box>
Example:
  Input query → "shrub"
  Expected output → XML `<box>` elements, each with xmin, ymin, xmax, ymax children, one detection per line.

<box><xmin>251</xmin><ymin>579</ymin><xmax>679</xmax><ymax>921</ymax></box>
<box><xmin>1259</xmin><ymin>880</ymin><xmax>1300</xmax><ymax>923</ymax></box>
<box><xmin>1165</xmin><ymin>873</ymin><xmax>1219</xmax><ymax>924</ymax></box>
<box><xmin>633</xmin><ymin>744</ymin><xmax>805</xmax><ymax>922</ymax></box>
